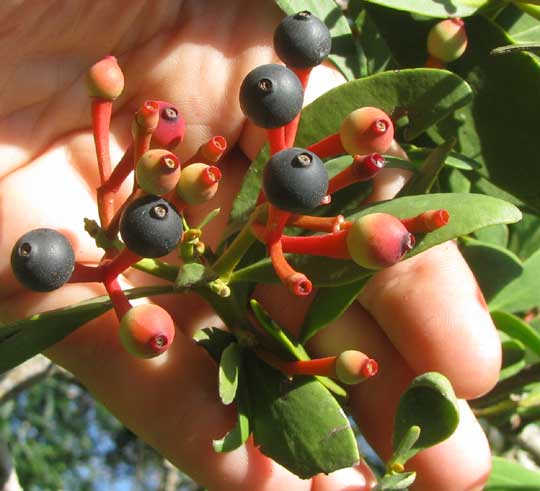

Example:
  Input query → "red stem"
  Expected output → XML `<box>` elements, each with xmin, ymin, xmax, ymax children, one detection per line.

<box><xmin>401</xmin><ymin>209</ymin><xmax>450</xmax><ymax>233</ymax></box>
<box><xmin>327</xmin><ymin>153</ymin><xmax>385</xmax><ymax>195</ymax></box>
<box><xmin>307</xmin><ymin>133</ymin><xmax>345</xmax><ymax>159</ymax></box>
<box><xmin>284</xmin><ymin>67</ymin><xmax>311</xmax><ymax>147</ymax></box>
<box><xmin>268</xmin><ymin>239</ymin><xmax>312</xmax><ymax>296</ymax></box>
<box><xmin>91</xmin><ymin>99</ymin><xmax>113</xmax><ymax>185</ymax></box>
<box><xmin>102</xmin><ymin>247</ymin><xmax>142</xmax><ymax>278</ymax></box>
<box><xmin>425</xmin><ymin>56</ymin><xmax>446</xmax><ymax>69</ymax></box>
<box><xmin>267</xmin><ymin>127</ymin><xmax>286</xmax><ymax>156</ymax></box>
<box><xmin>280</xmin><ymin>230</ymin><xmax>351</xmax><ymax>259</ymax></box>
<box><xmin>103</xmin><ymin>275</ymin><xmax>132</xmax><ymax>320</ymax></box>
<box><xmin>287</xmin><ymin>214</ymin><xmax>345</xmax><ymax>233</ymax></box>
<box><xmin>201</xmin><ymin>136</ymin><xmax>228</xmax><ymax>163</ymax></box>
<box><xmin>68</xmin><ymin>263</ymin><xmax>104</xmax><ymax>283</ymax></box>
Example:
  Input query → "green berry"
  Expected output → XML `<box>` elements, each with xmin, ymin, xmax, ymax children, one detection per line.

<box><xmin>340</xmin><ymin>107</ymin><xmax>394</xmax><ymax>155</ymax></box>
<box><xmin>119</xmin><ymin>304</ymin><xmax>175</xmax><ymax>358</ymax></box>
<box><xmin>346</xmin><ymin>213</ymin><xmax>414</xmax><ymax>269</ymax></box>
<box><xmin>176</xmin><ymin>163</ymin><xmax>221</xmax><ymax>205</ymax></box>
<box><xmin>135</xmin><ymin>149</ymin><xmax>181</xmax><ymax>195</ymax></box>
<box><xmin>427</xmin><ymin>18</ymin><xmax>467</xmax><ymax>63</ymax></box>
<box><xmin>85</xmin><ymin>55</ymin><xmax>124</xmax><ymax>101</ymax></box>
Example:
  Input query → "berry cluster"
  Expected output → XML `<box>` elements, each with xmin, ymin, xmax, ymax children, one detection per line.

<box><xmin>10</xmin><ymin>12</ymin><xmax>451</xmax><ymax>388</ymax></box>
<box><xmin>239</xmin><ymin>11</ymin><xmax>450</xmax><ymax>297</ymax></box>
<box><xmin>11</xmin><ymin>56</ymin><xmax>226</xmax><ymax>359</ymax></box>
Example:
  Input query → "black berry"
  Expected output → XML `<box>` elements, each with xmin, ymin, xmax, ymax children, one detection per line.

<box><xmin>119</xmin><ymin>195</ymin><xmax>183</xmax><ymax>258</ymax></box>
<box><xmin>263</xmin><ymin>147</ymin><xmax>328</xmax><ymax>213</ymax></box>
<box><xmin>11</xmin><ymin>228</ymin><xmax>75</xmax><ymax>292</ymax></box>
<box><xmin>239</xmin><ymin>64</ymin><xmax>303</xmax><ymax>128</ymax></box>
<box><xmin>274</xmin><ymin>11</ymin><xmax>332</xmax><ymax>68</ymax></box>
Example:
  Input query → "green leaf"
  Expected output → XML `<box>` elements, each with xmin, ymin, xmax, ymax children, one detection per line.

<box><xmin>194</xmin><ymin>327</ymin><xmax>236</xmax><ymax>363</ymax></box>
<box><xmin>219</xmin><ymin>343</ymin><xmax>242</xmax><ymax>405</ymax></box>
<box><xmin>230</xmin><ymin>69</ymin><xmax>473</xmax><ymax>226</ymax></box>
<box><xmin>273</xmin><ymin>0</ymin><xmax>361</xmax><ymax>80</ymax></box>
<box><xmin>175</xmin><ymin>263</ymin><xmax>216</xmax><ymax>289</ymax></box>
<box><xmin>393</xmin><ymin>372</ymin><xmax>459</xmax><ymax>456</ymax></box>
<box><xmin>508</xmin><ymin>212</ymin><xmax>540</xmax><ymax>260</ymax></box>
<box><xmin>231</xmin><ymin>193</ymin><xmax>522</xmax><ymax>287</ymax></box>
<box><xmin>249</xmin><ymin>300</ymin><xmax>347</xmax><ymax>398</ymax></box>
<box><xmin>0</xmin><ymin>285</ymin><xmax>173</xmax><ymax>375</ymax></box>
<box><xmin>354</xmin><ymin>9</ymin><xmax>393</xmax><ymax>76</ymax></box>
<box><xmin>377</xmin><ymin>471</ymin><xmax>416</xmax><ymax>490</ymax></box>
<box><xmin>213</xmin><ymin>372</ymin><xmax>251</xmax><ymax>452</ymax></box>
<box><xmin>397</xmin><ymin>139</ymin><xmax>455</xmax><ymax>197</ymax></box>
<box><xmin>486</xmin><ymin>456</ymin><xmax>540</xmax><ymax>490</ymax></box>
<box><xmin>197</xmin><ymin>208</ymin><xmax>221</xmax><ymax>229</ymax></box>
<box><xmin>459</xmin><ymin>238</ymin><xmax>523</xmax><ymax>304</ymax></box>
<box><xmin>437</xmin><ymin>16</ymin><xmax>540</xmax><ymax>210</ymax></box>
<box><xmin>300</xmin><ymin>278</ymin><xmax>370</xmax><ymax>343</ymax></box>
<box><xmin>492</xmin><ymin>310</ymin><xmax>540</xmax><ymax>358</ymax></box>
<box><xmin>489</xmin><ymin>248</ymin><xmax>540</xmax><ymax>313</ymax></box>
<box><xmin>496</xmin><ymin>4</ymin><xmax>540</xmax><ymax>44</ymax></box>
<box><xmin>500</xmin><ymin>338</ymin><xmax>526</xmax><ymax>381</ymax></box>
<box><xmin>473</xmin><ymin>224</ymin><xmax>508</xmax><ymax>248</ymax></box>
<box><xmin>245</xmin><ymin>352</ymin><xmax>359</xmax><ymax>478</ymax></box>
<box><xmin>362</xmin><ymin>0</ymin><xmax>489</xmax><ymax>18</ymax></box>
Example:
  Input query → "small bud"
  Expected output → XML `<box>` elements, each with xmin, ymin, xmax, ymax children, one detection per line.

<box><xmin>119</xmin><ymin>304</ymin><xmax>176</xmax><ymax>358</ymax></box>
<box><xmin>340</xmin><ymin>107</ymin><xmax>394</xmax><ymax>155</ymax></box>
<box><xmin>427</xmin><ymin>18</ymin><xmax>468</xmax><ymax>63</ymax></box>
<box><xmin>346</xmin><ymin>213</ymin><xmax>415</xmax><ymax>269</ymax></box>
<box><xmin>86</xmin><ymin>55</ymin><xmax>125</xmax><ymax>101</ymax></box>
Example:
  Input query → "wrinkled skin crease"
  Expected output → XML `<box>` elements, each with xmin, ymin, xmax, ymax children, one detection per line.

<box><xmin>0</xmin><ymin>2</ymin><xmax>499</xmax><ymax>491</ymax></box>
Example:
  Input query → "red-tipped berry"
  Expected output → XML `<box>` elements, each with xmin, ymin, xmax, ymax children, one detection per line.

<box><xmin>427</xmin><ymin>18</ymin><xmax>468</xmax><ymax>63</ymax></box>
<box><xmin>135</xmin><ymin>149</ymin><xmax>181</xmax><ymax>195</ymax></box>
<box><xmin>346</xmin><ymin>213</ymin><xmax>415</xmax><ymax>269</ymax></box>
<box><xmin>176</xmin><ymin>163</ymin><xmax>221</xmax><ymax>205</ymax></box>
<box><xmin>239</xmin><ymin>64</ymin><xmax>304</xmax><ymax>128</ymax></box>
<box><xmin>339</xmin><ymin>107</ymin><xmax>394</xmax><ymax>155</ymax></box>
<box><xmin>86</xmin><ymin>56</ymin><xmax>124</xmax><ymax>101</ymax></box>
<box><xmin>11</xmin><ymin>229</ymin><xmax>75</xmax><ymax>292</ymax></box>
<box><xmin>273</xmin><ymin>11</ymin><xmax>332</xmax><ymax>68</ymax></box>
<box><xmin>336</xmin><ymin>350</ymin><xmax>379</xmax><ymax>385</ymax></box>
<box><xmin>119</xmin><ymin>304</ymin><xmax>175</xmax><ymax>358</ymax></box>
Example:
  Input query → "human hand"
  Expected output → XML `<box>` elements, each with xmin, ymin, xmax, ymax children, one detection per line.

<box><xmin>0</xmin><ymin>1</ymin><xmax>500</xmax><ymax>490</ymax></box>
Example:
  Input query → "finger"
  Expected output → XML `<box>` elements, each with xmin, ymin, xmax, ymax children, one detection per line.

<box><xmin>0</xmin><ymin>282</ymin><xmax>316</xmax><ymax>491</ymax></box>
<box><xmin>310</xmin><ymin>302</ymin><xmax>492</xmax><ymax>491</ymax></box>
<box><xmin>359</xmin><ymin>241</ymin><xmax>501</xmax><ymax>399</ymax></box>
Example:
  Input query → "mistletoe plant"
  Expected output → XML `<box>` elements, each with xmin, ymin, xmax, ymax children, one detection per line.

<box><xmin>4</xmin><ymin>0</ymin><xmax>540</xmax><ymax>489</ymax></box>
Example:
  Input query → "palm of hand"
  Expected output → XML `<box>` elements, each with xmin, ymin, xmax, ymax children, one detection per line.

<box><xmin>0</xmin><ymin>2</ymin><xmax>501</xmax><ymax>490</ymax></box>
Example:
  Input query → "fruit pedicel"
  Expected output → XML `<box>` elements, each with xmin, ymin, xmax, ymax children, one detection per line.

<box><xmin>10</xmin><ymin>9</ymin><xmax>456</xmax><ymax>434</ymax></box>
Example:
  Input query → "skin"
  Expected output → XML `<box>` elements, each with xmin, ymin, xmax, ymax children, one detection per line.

<box><xmin>0</xmin><ymin>1</ymin><xmax>500</xmax><ymax>490</ymax></box>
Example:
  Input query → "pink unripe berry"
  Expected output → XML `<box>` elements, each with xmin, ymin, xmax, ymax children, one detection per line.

<box><xmin>153</xmin><ymin>101</ymin><xmax>186</xmax><ymax>149</ymax></box>
<box><xmin>339</xmin><ymin>107</ymin><xmax>394</xmax><ymax>155</ymax></box>
<box><xmin>119</xmin><ymin>304</ymin><xmax>176</xmax><ymax>358</ymax></box>
<box><xmin>427</xmin><ymin>18</ymin><xmax>468</xmax><ymax>63</ymax></box>
<box><xmin>176</xmin><ymin>163</ymin><xmax>221</xmax><ymax>205</ymax></box>
<box><xmin>335</xmin><ymin>350</ymin><xmax>378</xmax><ymax>385</ymax></box>
<box><xmin>346</xmin><ymin>213</ymin><xmax>415</xmax><ymax>269</ymax></box>
<box><xmin>86</xmin><ymin>56</ymin><xmax>125</xmax><ymax>101</ymax></box>
<box><xmin>135</xmin><ymin>149</ymin><xmax>181</xmax><ymax>195</ymax></box>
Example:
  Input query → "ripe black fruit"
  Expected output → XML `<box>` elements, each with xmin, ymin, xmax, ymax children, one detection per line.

<box><xmin>119</xmin><ymin>195</ymin><xmax>183</xmax><ymax>258</ymax></box>
<box><xmin>274</xmin><ymin>11</ymin><xmax>332</xmax><ymax>68</ymax></box>
<box><xmin>11</xmin><ymin>228</ymin><xmax>75</xmax><ymax>292</ymax></box>
<box><xmin>263</xmin><ymin>147</ymin><xmax>328</xmax><ymax>213</ymax></box>
<box><xmin>239</xmin><ymin>64</ymin><xmax>303</xmax><ymax>128</ymax></box>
